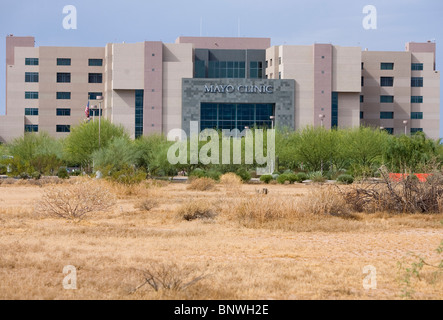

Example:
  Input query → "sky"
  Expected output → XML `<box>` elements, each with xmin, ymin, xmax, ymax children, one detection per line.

<box><xmin>1</xmin><ymin>0</ymin><xmax>442</xmax><ymax>135</ymax></box>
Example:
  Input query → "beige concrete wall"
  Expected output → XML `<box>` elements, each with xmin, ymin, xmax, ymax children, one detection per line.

<box><xmin>162</xmin><ymin>43</ymin><xmax>193</xmax><ymax>134</ymax></box>
<box><xmin>112</xmin><ymin>90</ymin><xmax>135</xmax><ymax>139</ymax></box>
<box><xmin>338</xmin><ymin>93</ymin><xmax>360</xmax><ymax>128</ymax></box>
<box><xmin>112</xmin><ymin>43</ymin><xmax>144</xmax><ymax>90</ymax></box>
<box><xmin>332</xmin><ymin>46</ymin><xmax>361</xmax><ymax>92</ymax></box>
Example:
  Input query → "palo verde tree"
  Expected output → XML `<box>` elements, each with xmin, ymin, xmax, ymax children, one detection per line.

<box><xmin>64</xmin><ymin>119</ymin><xmax>128</xmax><ymax>171</ymax></box>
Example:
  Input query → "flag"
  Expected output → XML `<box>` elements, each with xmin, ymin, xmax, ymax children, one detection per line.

<box><xmin>85</xmin><ymin>101</ymin><xmax>90</xmax><ymax>118</ymax></box>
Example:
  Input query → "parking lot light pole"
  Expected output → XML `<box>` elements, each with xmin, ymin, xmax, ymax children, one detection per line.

<box><xmin>96</xmin><ymin>96</ymin><xmax>104</xmax><ymax>149</ymax></box>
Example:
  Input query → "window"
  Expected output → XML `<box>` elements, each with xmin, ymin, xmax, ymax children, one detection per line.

<box><xmin>360</xmin><ymin>111</ymin><xmax>364</xmax><ymax>119</ymax></box>
<box><xmin>265</xmin><ymin>60</ymin><xmax>268</xmax><ymax>68</ymax></box>
<box><xmin>384</xmin><ymin>128</ymin><xmax>394</xmax><ymax>135</ymax></box>
<box><xmin>89</xmin><ymin>109</ymin><xmax>103</xmax><ymax>117</ymax></box>
<box><xmin>411</xmin><ymin>63</ymin><xmax>423</xmax><ymax>71</ymax></box>
<box><xmin>380</xmin><ymin>77</ymin><xmax>394</xmax><ymax>87</ymax></box>
<box><xmin>25</xmin><ymin>72</ymin><xmax>39</xmax><ymax>83</ymax></box>
<box><xmin>56</xmin><ymin>125</ymin><xmax>71</xmax><ymax>133</ymax></box>
<box><xmin>56</xmin><ymin>92</ymin><xmax>71</xmax><ymax>100</ymax></box>
<box><xmin>208</xmin><ymin>61</ymin><xmax>245</xmax><ymax>79</ymax></box>
<box><xmin>250</xmin><ymin>61</ymin><xmax>263</xmax><ymax>79</ymax></box>
<box><xmin>278</xmin><ymin>72</ymin><xmax>281</xmax><ymax>79</ymax></box>
<box><xmin>381</xmin><ymin>63</ymin><xmax>394</xmax><ymax>70</ymax></box>
<box><xmin>88</xmin><ymin>92</ymin><xmax>103</xmax><ymax>100</ymax></box>
<box><xmin>361</xmin><ymin>62</ymin><xmax>364</xmax><ymax>70</ymax></box>
<box><xmin>380</xmin><ymin>112</ymin><xmax>394</xmax><ymax>119</ymax></box>
<box><xmin>135</xmin><ymin>90</ymin><xmax>144</xmax><ymax>138</ymax></box>
<box><xmin>411</xmin><ymin>128</ymin><xmax>423</xmax><ymax>134</ymax></box>
<box><xmin>411</xmin><ymin>77</ymin><xmax>423</xmax><ymax>87</ymax></box>
<box><xmin>194</xmin><ymin>60</ymin><xmax>206</xmax><ymax>78</ymax></box>
<box><xmin>411</xmin><ymin>112</ymin><xmax>423</xmax><ymax>120</ymax></box>
<box><xmin>25</xmin><ymin>125</ymin><xmax>38</xmax><ymax>133</ymax></box>
<box><xmin>25</xmin><ymin>91</ymin><xmax>38</xmax><ymax>99</ymax></box>
<box><xmin>361</xmin><ymin>77</ymin><xmax>364</xmax><ymax>87</ymax></box>
<box><xmin>360</xmin><ymin>95</ymin><xmax>364</xmax><ymax>103</ymax></box>
<box><xmin>88</xmin><ymin>59</ymin><xmax>103</xmax><ymax>66</ymax></box>
<box><xmin>411</xmin><ymin>96</ymin><xmax>423</xmax><ymax>103</ymax></box>
<box><xmin>25</xmin><ymin>108</ymin><xmax>39</xmax><ymax>116</ymax></box>
<box><xmin>331</xmin><ymin>92</ymin><xmax>338</xmax><ymax>128</ymax></box>
<box><xmin>279</xmin><ymin>57</ymin><xmax>282</xmax><ymax>65</ymax></box>
<box><xmin>201</xmin><ymin>103</ymin><xmax>274</xmax><ymax>131</ymax></box>
<box><xmin>270</xmin><ymin>59</ymin><xmax>273</xmax><ymax>67</ymax></box>
<box><xmin>25</xmin><ymin>58</ymin><xmax>39</xmax><ymax>66</ymax></box>
<box><xmin>56</xmin><ymin>108</ymin><xmax>71</xmax><ymax>116</ymax></box>
<box><xmin>57</xmin><ymin>58</ymin><xmax>71</xmax><ymax>66</ymax></box>
<box><xmin>380</xmin><ymin>95</ymin><xmax>394</xmax><ymax>103</ymax></box>
<box><xmin>57</xmin><ymin>73</ymin><xmax>71</xmax><ymax>83</ymax></box>
<box><xmin>88</xmin><ymin>73</ymin><xmax>103</xmax><ymax>83</ymax></box>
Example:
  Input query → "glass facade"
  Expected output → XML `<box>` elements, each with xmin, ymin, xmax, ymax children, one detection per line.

<box><xmin>25</xmin><ymin>72</ymin><xmax>39</xmax><ymax>83</ymax></box>
<box><xmin>208</xmin><ymin>61</ymin><xmax>246</xmax><ymax>78</ymax></box>
<box><xmin>331</xmin><ymin>92</ymin><xmax>338</xmax><ymax>128</ymax></box>
<box><xmin>25</xmin><ymin>108</ymin><xmax>39</xmax><ymax>116</ymax></box>
<box><xmin>89</xmin><ymin>59</ymin><xmax>103</xmax><ymax>66</ymax></box>
<box><xmin>25</xmin><ymin>125</ymin><xmax>38</xmax><ymax>133</ymax></box>
<box><xmin>135</xmin><ymin>90</ymin><xmax>144</xmax><ymax>138</ymax></box>
<box><xmin>381</xmin><ymin>63</ymin><xmax>394</xmax><ymax>70</ymax></box>
<box><xmin>56</xmin><ymin>108</ymin><xmax>71</xmax><ymax>116</ymax></box>
<box><xmin>25</xmin><ymin>58</ymin><xmax>39</xmax><ymax>66</ymax></box>
<box><xmin>411</xmin><ymin>77</ymin><xmax>423</xmax><ymax>87</ymax></box>
<box><xmin>56</xmin><ymin>125</ymin><xmax>71</xmax><ymax>133</ymax></box>
<box><xmin>201</xmin><ymin>103</ymin><xmax>274</xmax><ymax>131</ymax></box>
<box><xmin>249</xmin><ymin>61</ymin><xmax>263</xmax><ymax>79</ymax></box>
<box><xmin>57</xmin><ymin>58</ymin><xmax>71</xmax><ymax>66</ymax></box>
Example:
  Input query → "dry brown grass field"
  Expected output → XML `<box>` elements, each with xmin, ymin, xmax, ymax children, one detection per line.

<box><xmin>0</xmin><ymin>177</ymin><xmax>442</xmax><ymax>300</ymax></box>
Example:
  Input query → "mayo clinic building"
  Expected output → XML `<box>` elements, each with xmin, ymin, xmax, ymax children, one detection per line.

<box><xmin>0</xmin><ymin>35</ymin><xmax>440</xmax><ymax>142</ymax></box>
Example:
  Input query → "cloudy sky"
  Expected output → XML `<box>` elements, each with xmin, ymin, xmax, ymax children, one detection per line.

<box><xmin>1</xmin><ymin>0</ymin><xmax>442</xmax><ymax>135</ymax></box>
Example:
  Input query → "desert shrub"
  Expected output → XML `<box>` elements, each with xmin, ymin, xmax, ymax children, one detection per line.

<box><xmin>187</xmin><ymin>177</ymin><xmax>216</xmax><ymax>191</ymax></box>
<box><xmin>57</xmin><ymin>168</ymin><xmax>69</xmax><ymax>179</ymax></box>
<box><xmin>303</xmin><ymin>186</ymin><xmax>352</xmax><ymax>217</ymax></box>
<box><xmin>177</xmin><ymin>200</ymin><xmax>217</xmax><ymax>221</ymax></box>
<box><xmin>0</xmin><ymin>178</ymin><xmax>16</xmax><ymax>185</ymax></box>
<box><xmin>136</xmin><ymin>199</ymin><xmax>159</xmax><ymax>212</ymax></box>
<box><xmin>232</xmin><ymin>195</ymin><xmax>298</xmax><ymax>225</ymax></box>
<box><xmin>220</xmin><ymin>173</ymin><xmax>243</xmax><ymax>186</ymax></box>
<box><xmin>35</xmin><ymin>179</ymin><xmax>116</xmax><ymax>221</ymax></box>
<box><xmin>260</xmin><ymin>175</ymin><xmax>273</xmax><ymax>184</ymax></box>
<box><xmin>236</xmin><ymin>168</ymin><xmax>251</xmax><ymax>183</ymax></box>
<box><xmin>189</xmin><ymin>168</ymin><xmax>206</xmax><ymax>179</ymax></box>
<box><xmin>19</xmin><ymin>172</ymin><xmax>29</xmax><ymax>180</ymax></box>
<box><xmin>109</xmin><ymin>167</ymin><xmax>146</xmax><ymax>185</ymax></box>
<box><xmin>337</xmin><ymin>174</ymin><xmax>354</xmax><ymax>185</ymax></box>
<box><xmin>130</xmin><ymin>261</ymin><xmax>206</xmax><ymax>293</ymax></box>
<box><xmin>309</xmin><ymin>171</ymin><xmax>327</xmax><ymax>183</ymax></box>
<box><xmin>295</xmin><ymin>172</ymin><xmax>308</xmax><ymax>183</ymax></box>
<box><xmin>342</xmin><ymin>166</ymin><xmax>443</xmax><ymax>214</ymax></box>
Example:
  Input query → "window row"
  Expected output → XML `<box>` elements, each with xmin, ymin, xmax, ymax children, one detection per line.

<box><xmin>379</xmin><ymin>112</ymin><xmax>424</xmax><ymax>120</ymax></box>
<box><xmin>25</xmin><ymin>72</ymin><xmax>103</xmax><ymax>83</ymax></box>
<box><xmin>25</xmin><ymin>125</ymin><xmax>71</xmax><ymax>133</ymax></box>
<box><xmin>361</xmin><ymin>77</ymin><xmax>424</xmax><ymax>87</ymax></box>
<box><xmin>25</xmin><ymin>108</ymin><xmax>73</xmax><ymax>116</ymax></box>
<box><xmin>25</xmin><ymin>58</ymin><xmax>103</xmax><ymax>66</ymax></box>
<box><xmin>360</xmin><ymin>63</ymin><xmax>424</xmax><ymax>71</ymax></box>
<box><xmin>25</xmin><ymin>92</ymin><xmax>103</xmax><ymax>100</ymax></box>
<box><xmin>360</xmin><ymin>96</ymin><xmax>424</xmax><ymax>103</ymax></box>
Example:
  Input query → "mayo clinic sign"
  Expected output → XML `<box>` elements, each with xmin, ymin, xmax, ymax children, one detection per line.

<box><xmin>204</xmin><ymin>84</ymin><xmax>274</xmax><ymax>94</ymax></box>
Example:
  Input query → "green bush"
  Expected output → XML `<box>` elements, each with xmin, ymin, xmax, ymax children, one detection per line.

<box><xmin>295</xmin><ymin>172</ymin><xmax>308</xmax><ymax>183</ymax></box>
<box><xmin>337</xmin><ymin>174</ymin><xmax>354</xmax><ymax>185</ymax></box>
<box><xmin>309</xmin><ymin>171</ymin><xmax>326</xmax><ymax>183</ymax></box>
<box><xmin>189</xmin><ymin>168</ymin><xmax>206</xmax><ymax>179</ymax></box>
<box><xmin>286</xmin><ymin>173</ymin><xmax>298</xmax><ymax>184</ymax></box>
<box><xmin>57</xmin><ymin>168</ymin><xmax>70</xmax><ymax>179</ymax></box>
<box><xmin>236</xmin><ymin>168</ymin><xmax>251</xmax><ymax>183</ymax></box>
<box><xmin>31</xmin><ymin>171</ymin><xmax>42</xmax><ymax>180</ymax></box>
<box><xmin>260</xmin><ymin>175</ymin><xmax>273</xmax><ymax>184</ymax></box>
<box><xmin>277</xmin><ymin>174</ymin><xmax>289</xmax><ymax>184</ymax></box>
<box><xmin>110</xmin><ymin>167</ymin><xmax>146</xmax><ymax>185</ymax></box>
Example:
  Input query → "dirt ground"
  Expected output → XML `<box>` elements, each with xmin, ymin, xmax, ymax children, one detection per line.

<box><xmin>0</xmin><ymin>180</ymin><xmax>442</xmax><ymax>300</ymax></box>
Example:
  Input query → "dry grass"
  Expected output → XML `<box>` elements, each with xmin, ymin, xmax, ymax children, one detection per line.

<box><xmin>187</xmin><ymin>177</ymin><xmax>216</xmax><ymax>191</ymax></box>
<box><xmin>0</xmin><ymin>180</ymin><xmax>442</xmax><ymax>300</ymax></box>
<box><xmin>176</xmin><ymin>199</ymin><xmax>219</xmax><ymax>221</ymax></box>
